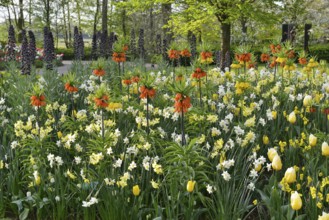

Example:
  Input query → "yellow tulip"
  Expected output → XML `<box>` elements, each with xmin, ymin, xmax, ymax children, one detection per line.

<box><xmin>132</xmin><ymin>185</ymin><xmax>141</xmax><ymax>196</ymax></box>
<box><xmin>284</xmin><ymin>167</ymin><xmax>296</xmax><ymax>183</ymax></box>
<box><xmin>309</xmin><ymin>134</ymin><xmax>317</xmax><ymax>147</ymax></box>
<box><xmin>255</xmin><ymin>163</ymin><xmax>262</xmax><ymax>172</ymax></box>
<box><xmin>288</xmin><ymin>111</ymin><xmax>296</xmax><ymax>124</ymax></box>
<box><xmin>267</xmin><ymin>148</ymin><xmax>278</xmax><ymax>162</ymax></box>
<box><xmin>318</xmin><ymin>212</ymin><xmax>329</xmax><ymax>220</ymax></box>
<box><xmin>303</xmin><ymin>95</ymin><xmax>312</xmax><ymax>107</ymax></box>
<box><xmin>263</xmin><ymin>135</ymin><xmax>269</xmax><ymax>145</ymax></box>
<box><xmin>187</xmin><ymin>180</ymin><xmax>196</xmax><ymax>193</ymax></box>
<box><xmin>322</xmin><ymin>142</ymin><xmax>329</xmax><ymax>156</ymax></box>
<box><xmin>290</xmin><ymin>191</ymin><xmax>302</xmax><ymax>210</ymax></box>
<box><xmin>57</xmin><ymin>131</ymin><xmax>62</xmax><ymax>139</ymax></box>
<box><xmin>272</xmin><ymin>155</ymin><xmax>282</xmax><ymax>171</ymax></box>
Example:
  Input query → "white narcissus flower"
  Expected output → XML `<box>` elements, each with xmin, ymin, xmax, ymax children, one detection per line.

<box><xmin>222</xmin><ymin>171</ymin><xmax>231</xmax><ymax>181</ymax></box>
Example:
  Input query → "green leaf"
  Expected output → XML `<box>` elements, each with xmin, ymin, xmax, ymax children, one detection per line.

<box><xmin>19</xmin><ymin>208</ymin><xmax>29</xmax><ymax>220</ymax></box>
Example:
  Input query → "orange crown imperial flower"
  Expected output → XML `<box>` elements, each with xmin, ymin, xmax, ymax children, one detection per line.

<box><xmin>93</xmin><ymin>69</ymin><xmax>105</xmax><ymax>77</ymax></box>
<box><xmin>30</xmin><ymin>94</ymin><xmax>46</xmax><ymax>107</ymax></box>
<box><xmin>122</xmin><ymin>79</ymin><xmax>133</xmax><ymax>86</ymax></box>
<box><xmin>192</xmin><ymin>67</ymin><xmax>206</xmax><ymax>79</ymax></box>
<box><xmin>65</xmin><ymin>82</ymin><xmax>78</xmax><ymax>93</ymax></box>
<box><xmin>236</xmin><ymin>53</ymin><xmax>251</xmax><ymax>63</ymax></box>
<box><xmin>94</xmin><ymin>95</ymin><xmax>109</xmax><ymax>108</ymax></box>
<box><xmin>131</xmin><ymin>76</ymin><xmax>140</xmax><ymax>83</ymax></box>
<box><xmin>139</xmin><ymin>86</ymin><xmax>156</xmax><ymax>99</ymax></box>
<box><xmin>260</xmin><ymin>53</ymin><xmax>270</xmax><ymax>62</ymax></box>
<box><xmin>200</xmin><ymin>51</ymin><xmax>212</xmax><ymax>60</ymax></box>
<box><xmin>174</xmin><ymin>93</ymin><xmax>191</xmax><ymax>113</ymax></box>
<box><xmin>180</xmin><ymin>49</ymin><xmax>191</xmax><ymax>57</ymax></box>
<box><xmin>168</xmin><ymin>49</ymin><xmax>180</xmax><ymax>60</ymax></box>
<box><xmin>112</xmin><ymin>52</ymin><xmax>126</xmax><ymax>63</ymax></box>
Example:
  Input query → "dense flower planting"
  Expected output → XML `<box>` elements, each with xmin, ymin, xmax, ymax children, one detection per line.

<box><xmin>0</xmin><ymin>44</ymin><xmax>329</xmax><ymax>219</ymax></box>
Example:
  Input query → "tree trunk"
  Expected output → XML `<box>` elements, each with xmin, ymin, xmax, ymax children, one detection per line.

<box><xmin>122</xmin><ymin>8</ymin><xmax>126</xmax><ymax>37</ymax></box>
<box><xmin>220</xmin><ymin>23</ymin><xmax>231</xmax><ymax>70</ymax></box>
<box><xmin>93</xmin><ymin>0</ymin><xmax>100</xmax><ymax>34</ymax></box>
<box><xmin>161</xmin><ymin>3</ymin><xmax>172</xmax><ymax>45</ymax></box>
<box><xmin>76</xmin><ymin>0</ymin><xmax>81</xmax><ymax>29</ymax></box>
<box><xmin>149</xmin><ymin>7</ymin><xmax>154</xmax><ymax>54</ymax></box>
<box><xmin>67</xmin><ymin>1</ymin><xmax>72</xmax><ymax>47</ymax></box>
<box><xmin>28</xmin><ymin>0</ymin><xmax>32</xmax><ymax>25</ymax></box>
<box><xmin>17</xmin><ymin>0</ymin><xmax>24</xmax><ymax>43</ymax></box>
<box><xmin>62</xmin><ymin>1</ymin><xmax>69</xmax><ymax>48</ymax></box>
<box><xmin>6</xmin><ymin>4</ymin><xmax>11</xmax><ymax>25</ymax></box>
<box><xmin>102</xmin><ymin>0</ymin><xmax>108</xmax><ymax>33</ymax></box>
<box><xmin>45</xmin><ymin>0</ymin><xmax>50</xmax><ymax>27</ymax></box>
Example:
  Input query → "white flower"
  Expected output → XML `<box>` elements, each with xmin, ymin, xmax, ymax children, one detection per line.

<box><xmin>107</xmin><ymin>147</ymin><xmax>113</xmax><ymax>155</ymax></box>
<box><xmin>55</xmin><ymin>196</ymin><xmax>60</xmax><ymax>202</ymax></box>
<box><xmin>249</xmin><ymin>169</ymin><xmax>258</xmax><ymax>179</ymax></box>
<box><xmin>82</xmin><ymin>197</ymin><xmax>98</xmax><ymax>207</ymax></box>
<box><xmin>247</xmin><ymin>182</ymin><xmax>255</xmax><ymax>191</ymax></box>
<box><xmin>128</xmin><ymin>161</ymin><xmax>137</xmax><ymax>171</ymax></box>
<box><xmin>74</xmin><ymin>156</ymin><xmax>81</xmax><ymax>164</ymax></box>
<box><xmin>266</xmin><ymin>163</ymin><xmax>272</xmax><ymax>171</ymax></box>
<box><xmin>11</xmin><ymin>141</ymin><xmax>19</xmax><ymax>149</ymax></box>
<box><xmin>222</xmin><ymin>171</ymin><xmax>231</xmax><ymax>181</ymax></box>
<box><xmin>123</xmin><ymin>137</ymin><xmax>129</xmax><ymax>144</ymax></box>
<box><xmin>55</xmin><ymin>156</ymin><xmax>63</xmax><ymax>166</ymax></box>
<box><xmin>206</xmin><ymin>184</ymin><xmax>215</xmax><ymax>194</ymax></box>
<box><xmin>47</xmin><ymin>153</ymin><xmax>55</xmax><ymax>168</ymax></box>
<box><xmin>113</xmin><ymin>158</ymin><xmax>122</xmax><ymax>168</ymax></box>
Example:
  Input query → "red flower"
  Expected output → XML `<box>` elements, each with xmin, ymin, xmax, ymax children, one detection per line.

<box><xmin>174</xmin><ymin>93</ymin><xmax>191</xmax><ymax>113</ymax></box>
<box><xmin>112</xmin><ymin>52</ymin><xmax>126</xmax><ymax>63</ymax></box>
<box><xmin>236</xmin><ymin>53</ymin><xmax>251</xmax><ymax>63</ymax></box>
<box><xmin>131</xmin><ymin>76</ymin><xmax>140</xmax><ymax>83</ymax></box>
<box><xmin>65</xmin><ymin>82</ymin><xmax>78</xmax><ymax>93</ymax></box>
<box><xmin>200</xmin><ymin>51</ymin><xmax>212</xmax><ymax>60</ymax></box>
<box><xmin>298</xmin><ymin>57</ymin><xmax>307</xmax><ymax>65</ymax></box>
<box><xmin>260</xmin><ymin>53</ymin><xmax>270</xmax><ymax>62</ymax></box>
<box><xmin>192</xmin><ymin>67</ymin><xmax>206</xmax><ymax>79</ymax></box>
<box><xmin>323</xmin><ymin>108</ymin><xmax>329</xmax><ymax>115</ymax></box>
<box><xmin>139</xmin><ymin>86</ymin><xmax>156</xmax><ymax>99</ymax></box>
<box><xmin>93</xmin><ymin>69</ymin><xmax>105</xmax><ymax>77</ymax></box>
<box><xmin>168</xmin><ymin>49</ymin><xmax>180</xmax><ymax>60</ymax></box>
<box><xmin>94</xmin><ymin>95</ymin><xmax>109</xmax><ymax>108</ymax></box>
<box><xmin>123</xmin><ymin>79</ymin><xmax>133</xmax><ymax>85</ymax></box>
<box><xmin>30</xmin><ymin>95</ymin><xmax>46</xmax><ymax>107</ymax></box>
<box><xmin>180</xmin><ymin>49</ymin><xmax>191</xmax><ymax>57</ymax></box>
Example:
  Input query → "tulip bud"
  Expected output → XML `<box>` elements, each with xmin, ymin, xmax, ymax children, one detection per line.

<box><xmin>309</xmin><ymin>134</ymin><xmax>317</xmax><ymax>147</ymax></box>
<box><xmin>187</xmin><ymin>180</ymin><xmax>196</xmax><ymax>193</ymax></box>
<box><xmin>290</xmin><ymin>191</ymin><xmax>302</xmax><ymax>210</ymax></box>
<box><xmin>132</xmin><ymin>185</ymin><xmax>141</xmax><ymax>196</ymax></box>
<box><xmin>284</xmin><ymin>167</ymin><xmax>296</xmax><ymax>183</ymax></box>
<box><xmin>267</xmin><ymin>148</ymin><xmax>278</xmax><ymax>162</ymax></box>
<box><xmin>322</xmin><ymin>142</ymin><xmax>329</xmax><ymax>156</ymax></box>
<box><xmin>303</xmin><ymin>95</ymin><xmax>312</xmax><ymax>107</ymax></box>
<box><xmin>288</xmin><ymin>111</ymin><xmax>296</xmax><ymax>124</ymax></box>
<box><xmin>272</xmin><ymin>155</ymin><xmax>282</xmax><ymax>171</ymax></box>
<box><xmin>263</xmin><ymin>135</ymin><xmax>269</xmax><ymax>145</ymax></box>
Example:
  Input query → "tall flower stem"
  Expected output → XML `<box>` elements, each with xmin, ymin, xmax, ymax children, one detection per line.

<box><xmin>146</xmin><ymin>97</ymin><xmax>150</xmax><ymax>135</ymax></box>
<box><xmin>199</xmin><ymin>80</ymin><xmax>202</xmax><ymax>107</ymax></box>
<box><xmin>36</xmin><ymin>106</ymin><xmax>40</xmax><ymax>140</ymax></box>
<box><xmin>71</xmin><ymin>93</ymin><xmax>75</xmax><ymax>119</ymax></box>
<box><xmin>101</xmin><ymin>109</ymin><xmax>105</xmax><ymax>142</ymax></box>
<box><xmin>118</xmin><ymin>62</ymin><xmax>122</xmax><ymax>91</ymax></box>
<box><xmin>181</xmin><ymin>101</ymin><xmax>186</xmax><ymax>146</ymax></box>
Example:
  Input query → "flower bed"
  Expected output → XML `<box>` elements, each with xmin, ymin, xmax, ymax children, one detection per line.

<box><xmin>0</xmin><ymin>45</ymin><xmax>329</xmax><ymax>219</ymax></box>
